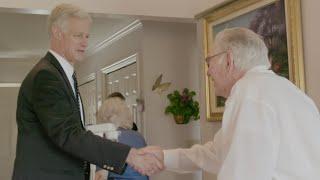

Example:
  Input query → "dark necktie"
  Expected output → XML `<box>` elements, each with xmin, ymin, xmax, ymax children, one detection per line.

<box><xmin>72</xmin><ymin>72</ymin><xmax>81</xmax><ymax>112</ymax></box>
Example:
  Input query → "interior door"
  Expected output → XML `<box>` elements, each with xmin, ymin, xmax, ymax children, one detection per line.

<box><xmin>100</xmin><ymin>55</ymin><xmax>143</xmax><ymax>135</ymax></box>
<box><xmin>79</xmin><ymin>79</ymin><xmax>97</xmax><ymax>125</ymax></box>
<box><xmin>104</xmin><ymin>63</ymin><xmax>141</xmax><ymax>127</ymax></box>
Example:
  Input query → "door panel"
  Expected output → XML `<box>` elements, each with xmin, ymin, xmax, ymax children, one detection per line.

<box><xmin>103</xmin><ymin>63</ymin><xmax>143</xmax><ymax>133</ymax></box>
<box><xmin>79</xmin><ymin>80</ymin><xmax>97</xmax><ymax>125</ymax></box>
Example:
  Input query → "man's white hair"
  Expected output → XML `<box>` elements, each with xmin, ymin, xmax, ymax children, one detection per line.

<box><xmin>47</xmin><ymin>3</ymin><xmax>92</xmax><ymax>35</ymax></box>
<box><xmin>97</xmin><ymin>97</ymin><xmax>133</xmax><ymax>129</ymax></box>
<box><xmin>215</xmin><ymin>27</ymin><xmax>271</xmax><ymax>71</ymax></box>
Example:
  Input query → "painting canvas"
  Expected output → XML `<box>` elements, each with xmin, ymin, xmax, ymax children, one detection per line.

<box><xmin>203</xmin><ymin>0</ymin><xmax>304</xmax><ymax>121</ymax></box>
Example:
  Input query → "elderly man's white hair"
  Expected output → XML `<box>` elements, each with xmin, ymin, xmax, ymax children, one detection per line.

<box><xmin>47</xmin><ymin>3</ymin><xmax>92</xmax><ymax>35</ymax></box>
<box><xmin>215</xmin><ymin>27</ymin><xmax>271</xmax><ymax>71</ymax></box>
<box><xmin>97</xmin><ymin>97</ymin><xmax>133</xmax><ymax>129</ymax></box>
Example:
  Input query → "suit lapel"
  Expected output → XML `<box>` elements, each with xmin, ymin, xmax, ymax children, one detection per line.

<box><xmin>44</xmin><ymin>52</ymin><xmax>86</xmax><ymax>129</ymax></box>
<box><xmin>44</xmin><ymin>52</ymin><xmax>77</xmax><ymax>104</ymax></box>
<box><xmin>45</xmin><ymin>52</ymin><xmax>85</xmax><ymax>129</ymax></box>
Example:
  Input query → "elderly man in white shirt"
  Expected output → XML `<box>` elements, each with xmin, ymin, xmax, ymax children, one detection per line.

<box><xmin>141</xmin><ymin>27</ymin><xmax>320</xmax><ymax>180</ymax></box>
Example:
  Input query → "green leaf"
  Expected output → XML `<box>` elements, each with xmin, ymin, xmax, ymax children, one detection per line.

<box><xmin>165</xmin><ymin>88</ymin><xmax>200</xmax><ymax>123</ymax></box>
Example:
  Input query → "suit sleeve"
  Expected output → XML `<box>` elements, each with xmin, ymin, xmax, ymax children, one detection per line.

<box><xmin>32</xmin><ymin>70</ymin><xmax>130</xmax><ymax>174</ymax></box>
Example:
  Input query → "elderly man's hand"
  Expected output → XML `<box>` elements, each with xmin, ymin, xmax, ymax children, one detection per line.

<box><xmin>138</xmin><ymin>146</ymin><xmax>164</xmax><ymax>164</ymax></box>
<box><xmin>126</xmin><ymin>148</ymin><xmax>164</xmax><ymax>176</ymax></box>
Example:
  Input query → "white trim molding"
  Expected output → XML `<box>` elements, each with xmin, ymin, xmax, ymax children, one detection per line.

<box><xmin>86</xmin><ymin>20</ymin><xmax>142</xmax><ymax>57</ymax></box>
<box><xmin>0</xmin><ymin>83</ymin><xmax>21</xmax><ymax>87</ymax></box>
<box><xmin>0</xmin><ymin>50</ymin><xmax>45</xmax><ymax>59</ymax></box>
<box><xmin>100</xmin><ymin>54</ymin><xmax>137</xmax><ymax>74</ymax></box>
<box><xmin>0</xmin><ymin>7</ymin><xmax>49</xmax><ymax>15</ymax></box>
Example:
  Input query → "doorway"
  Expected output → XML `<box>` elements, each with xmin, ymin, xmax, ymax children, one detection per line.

<box><xmin>100</xmin><ymin>54</ymin><xmax>143</xmax><ymax>134</ymax></box>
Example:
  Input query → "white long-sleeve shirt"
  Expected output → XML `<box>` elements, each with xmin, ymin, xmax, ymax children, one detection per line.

<box><xmin>164</xmin><ymin>66</ymin><xmax>320</xmax><ymax>180</ymax></box>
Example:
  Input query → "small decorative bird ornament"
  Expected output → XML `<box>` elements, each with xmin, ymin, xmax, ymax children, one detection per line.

<box><xmin>152</xmin><ymin>74</ymin><xmax>171</xmax><ymax>95</ymax></box>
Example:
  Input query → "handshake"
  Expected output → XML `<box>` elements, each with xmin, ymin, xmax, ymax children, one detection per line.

<box><xmin>126</xmin><ymin>146</ymin><xmax>165</xmax><ymax>176</ymax></box>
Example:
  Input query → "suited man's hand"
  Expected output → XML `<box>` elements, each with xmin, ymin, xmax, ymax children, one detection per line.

<box><xmin>126</xmin><ymin>148</ymin><xmax>164</xmax><ymax>176</ymax></box>
<box><xmin>95</xmin><ymin>169</ymin><xmax>107</xmax><ymax>180</ymax></box>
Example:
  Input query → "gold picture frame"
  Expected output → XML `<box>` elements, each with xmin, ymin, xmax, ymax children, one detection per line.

<box><xmin>202</xmin><ymin>0</ymin><xmax>304</xmax><ymax>121</ymax></box>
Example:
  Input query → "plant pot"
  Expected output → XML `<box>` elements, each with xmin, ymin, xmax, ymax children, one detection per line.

<box><xmin>174</xmin><ymin>115</ymin><xmax>185</xmax><ymax>124</ymax></box>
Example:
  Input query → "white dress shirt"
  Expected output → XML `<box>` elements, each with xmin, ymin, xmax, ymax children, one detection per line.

<box><xmin>164</xmin><ymin>66</ymin><xmax>320</xmax><ymax>180</ymax></box>
<box><xmin>49</xmin><ymin>50</ymin><xmax>84</xmax><ymax>125</ymax></box>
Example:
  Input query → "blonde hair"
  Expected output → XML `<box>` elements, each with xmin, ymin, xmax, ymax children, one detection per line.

<box><xmin>97</xmin><ymin>97</ymin><xmax>133</xmax><ymax>129</ymax></box>
<box><xmin>47</xmin><ymin>3</ymin><xmax>92</xmax><ymax>35</ymax></box>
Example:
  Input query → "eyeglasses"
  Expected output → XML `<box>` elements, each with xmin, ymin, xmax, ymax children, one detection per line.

<box><xmin>205</xmin><ymin>51</ymin><xmax>227</xmax><ymax>64</ymax></box>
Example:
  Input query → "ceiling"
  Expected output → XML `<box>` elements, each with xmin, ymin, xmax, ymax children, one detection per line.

<box><xmin>0</xmin><ymin>11</ymin><xmax>135</xmax><ymax>60</ymax></box>
<box><xmin>0</xmin><ymin>0</ymin><xmax>224</xmax><ymax>19</ymax></box>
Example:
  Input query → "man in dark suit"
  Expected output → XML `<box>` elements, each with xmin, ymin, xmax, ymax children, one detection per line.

<box><xmin>12</xmin><ymin>4</ymin><xmax>162</xmax><ymax>180</ymax></box>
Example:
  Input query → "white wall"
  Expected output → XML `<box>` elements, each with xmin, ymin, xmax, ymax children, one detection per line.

<box><xmin>301</xmin><ymin>0</ymin><xmax>320</xmax><ymax>108</ymax></box>
<box><xmin>140</xmin><ymin>21</ymin><xmax>201</xmax><ymax>180</ymax></box>
<box><xmin>0</xmin><ymin>59</ymin><xmax>37</xmax><ymax>83</ymax></box>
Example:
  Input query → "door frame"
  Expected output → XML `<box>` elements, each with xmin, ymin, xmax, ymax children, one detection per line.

<box><xmin>100</xmin><ymin>53</ymin><xmax>145</xmax><ymax>136</ymax></box>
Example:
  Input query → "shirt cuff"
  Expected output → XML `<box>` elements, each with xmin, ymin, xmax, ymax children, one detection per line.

<box><xmin>164</xmin><ymin>149</ymin><xmax>180</xmax><ymax>170</ymax></box>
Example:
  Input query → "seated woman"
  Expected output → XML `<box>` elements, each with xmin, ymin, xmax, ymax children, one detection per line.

<box><xmin>95</xmin><ymin>94</ymin><xmax>148</xmax><ymax>180</ymax></box>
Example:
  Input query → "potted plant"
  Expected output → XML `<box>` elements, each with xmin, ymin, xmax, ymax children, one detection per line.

<box><xmin>165</xmin><ymin>88</ymin><xmax>200</xmax><ymax>124</ymax></box>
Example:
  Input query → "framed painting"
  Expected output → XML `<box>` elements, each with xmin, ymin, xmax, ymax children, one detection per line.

<box><xmin>202</xmin><ymin>0</ymin><xmax>304</xmax><ymax>121</ymax></box>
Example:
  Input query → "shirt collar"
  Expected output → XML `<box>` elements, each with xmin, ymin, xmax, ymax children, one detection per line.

<box><xmin>245</xmin><ymin>65</ymin><xmax>270</xmax><ymax>74</ymax></box>
<box><xmin>226</xmin><ymin>65</ymin><xmax>272</xmax><ymax>106</ymax></box>
<box><xmin>49</xmin><ymin>49</ymin><xmax>74</xmax><ymax>79</ymax></box>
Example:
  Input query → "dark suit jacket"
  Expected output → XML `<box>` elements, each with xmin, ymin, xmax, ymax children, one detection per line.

<box><xmin>12</xmin><ymin>52</ymin><xmax>130</xmax><ymax>180</ymax></box>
